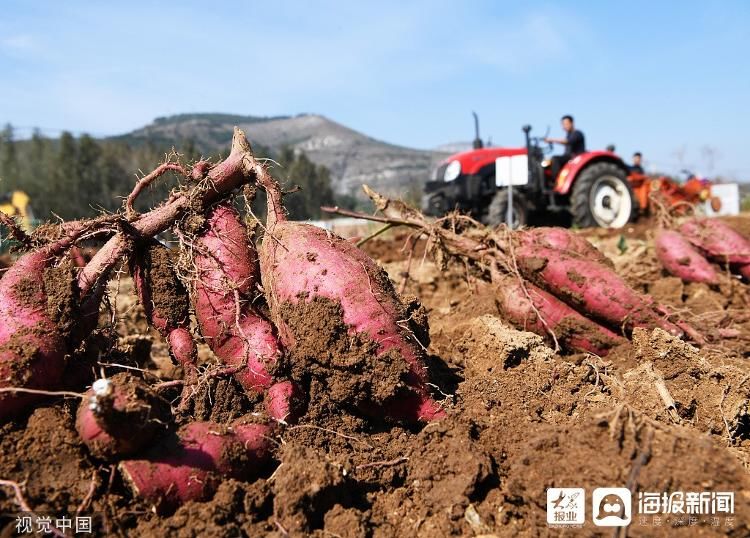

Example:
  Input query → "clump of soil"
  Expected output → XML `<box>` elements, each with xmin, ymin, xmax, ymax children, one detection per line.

<box><xmin>621</xmin><ymin>328</ymin><xmax>750</xmax><ymax>442</ymax></box>
<box><xmin>133</xmin><ymin>243</ymin><xmax>190</xmax><ymax>329</ymax></box>
<box><xmin>649</xmin><ymin>275</ymin><xmax>684</xmax><ymax>305</ymax></box>
<box><xmin>456</xmin><ymin>314</ymin><xmax>553</xmax><ymax>373</ymax></box>
<box><xmin>0</xmin><ymin>406</ymin><xmax>93</xmax><ymax>514</ymax></box>
<box><xmin>278</xmin><ymin>295</ymin><xmax>417</xmax><ymax>420</ymax></box>
<box><xmin>182</xmin><ymin>376</ymin><xmax>254</xmax><ymax>424</ymax></box>
<box><xmin>272</xmin><ymin>444</ymin><xmax>353</xmax><ymax>534</ymax></box>
<box><xmin>135</xmin><ymin>479</ymin><xmax>273</xmax><ymax>537</ymax></box>
<box><xmin>684</xmin><ymin>282</ymin><xmax>729</xmax><ymax>314</ymax></box>
<box><xmin>43</xmin><ymin>259</ymin><xmax>78</xmax><ymax>339</ymax></box>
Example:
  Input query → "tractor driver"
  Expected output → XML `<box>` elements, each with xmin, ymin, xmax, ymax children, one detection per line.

<box><xmin>630</xmin><ymin>152</ymin><xmax>644</xmax><ymax>174</ymax></box>
<box><xmin>545</xmin><ymin>115</ymin><xmax>585</xmax><ymax>181</ymax></box>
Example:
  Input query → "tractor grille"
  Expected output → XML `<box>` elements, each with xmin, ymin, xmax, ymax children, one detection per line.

<box><xmin>422</xmin><ymin>193</ymin><xmax>445</xmax><ymax>215</ymax></box>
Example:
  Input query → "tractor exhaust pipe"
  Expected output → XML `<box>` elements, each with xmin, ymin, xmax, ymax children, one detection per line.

<box><xmin>472</xmin><ymin>111</ymin><xmax>483</xmax><ymax>149</ymax></box>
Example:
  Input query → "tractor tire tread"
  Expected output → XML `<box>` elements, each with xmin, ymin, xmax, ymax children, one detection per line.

<box><xmin>570</xmin><ymin>162</ymin><xmax>637</xmax><ymax>228</ymax></box>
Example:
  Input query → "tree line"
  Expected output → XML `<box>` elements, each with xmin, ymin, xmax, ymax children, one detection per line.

<box><xmin>0</xmin><ymin>123</ymin><xmax>340</xmax><ymax>223</ymax></box>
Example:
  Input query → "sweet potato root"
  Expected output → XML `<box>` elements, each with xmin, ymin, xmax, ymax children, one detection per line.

<box><xmin>654</xmin><ymin>229</ymin><xmax>719</xmax><ymax>285</ymax></box>
<box><xmin>193</xmin><ymin>202</ymin><xmax>281</xmax><ymax>394</ymax></box>
<box><xmin>68</xmin><ymin>245</ymin><xmax>105</xmax><ymax>344</ymax></box>
<box><xmin>265</xmin><ymin>380</ymin><xmax>305</xmax><ymax>424</ymax></box>
<box><xmin>78</xmin><ymin>128</ymin><xmax>260</xmax><ymax>300</ymax></box>
<box><xmin>493</xmin><ymin>273</ymin><xmax>625</xmax><ymax>355</ymax></box>
<box><xmin>359</xmin><ymin>188</ymin><xmax>702</xmax><ymax>342</ymax></box>
<box><xmin>0</xmin><ymin>217</ymin><xmax>113</xmax><ymax>421</ymax></box>
<box><xmin>131</xmin><ymin>242</ymin><xmax>197</xmax><ymax>378</ymax></box>
<box><xmin>119</xmin><ymin>419</ymin><xmax>273</xmax><ymax>509</ymax></box>
<box><xmin>76</xmin><ymin>373</ymin><xmax>170</xmax><ymax>459</ymax></box>
<box><xmin>517</xmin><ymin>227</ymin><xmax>612</xmax><ymax>267</ymax></box>
<box><xmin>258</xmin><ymin>173</ymin><xmax>445</xmax><ymax>422</ymax></box>
<box><xmin>514</xmin><ymin>243</ymin><xmax>683</xmax><ymax>336</ymax></box>
<box><xmin>679</xmin><ymin>218</ymin><xmax>750</xmax><ymax>264</ymax></box>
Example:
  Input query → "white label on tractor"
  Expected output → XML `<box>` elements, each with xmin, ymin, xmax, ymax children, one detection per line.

<box><xmin>496</xmin><ymin>155</ymin><xmax>529</xmax><ymax>187</ymax></box>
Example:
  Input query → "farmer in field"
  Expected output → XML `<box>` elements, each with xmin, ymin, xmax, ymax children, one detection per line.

<box><xmin>630</xmin><ymin>152</ymin><xmax>644</xmax><ymax>174</ymax></box>
<box><xmin>545</xmin><ymin>114</ymin><xmax>586</xmax><ymax>180</ymax></box>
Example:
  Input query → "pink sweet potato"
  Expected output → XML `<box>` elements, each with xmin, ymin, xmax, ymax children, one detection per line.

<box><xmin>679</xmin><ymin>218</ymin><xmax>750</xmax><ymax>264</ymax></box>
<box><xmin>69</xmin><ymin>246</ymin><xmax>87</xmax><ymax>269</ymax></box>
<box><xmin>192</xmin><ymin>204</ymin><xmax>259</xmax><ymax>339</ymax></box>
<box><xmin>0</xmin><ymin>218</ymin><xmax>111</xmax><ymax>421</ymax></box>
<box><xmin>363</xmin><ymin>188</ymin><xmax>698</xmax><ymax>342</ymax></box>
<box><xmin>493</xmin><ymin>273</ymin><xmax>625</xmax><ymax>355</ymax></box>
<box><xmin>258</xmin><ymin>172</ymin><xmax>445</xmax><ymax>422</ymax></box>
<box><xmin>193</xmin><ymin>203</ymin><xmax>304</xmax><ymax>423</ymax></box>
<box><xmin>130</xmin><ymin>242</ymin><xmax>197</xmax><ymax>377</ymax></box>
<box><xmin>515</xmin><ymin>243</ymin><xmax>683</xmax><ymax>336</ymax></box>
<box><xmin>76</xmin><ymin>372</ymin><xmax>170</xmax><ymax>459</ymax></box>
<box><xmin>654</xmin><ymin>229</ymin><xmax>719</xmax><ymax>285</ymax></box>
<box><xmin>264</xmin><ymin>380</ymin><xmax>305</xmax><ymax>424</ymax></box>
<box><xmin>119</xmin><ymin>419</ymin><xmax>273</xmax><ymax>509</ymax></box>
<box><xmin>193</xmin><ymin>203</ymin><xmax>282</xmax><ymax>394</ymax></box>
<box><xmin>517</xmin><ymin>227</ymin><xmax>612</xmax><ymax>267</ymax></box>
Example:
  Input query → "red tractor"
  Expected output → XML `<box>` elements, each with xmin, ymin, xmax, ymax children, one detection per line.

<box><xmin>423</xmin><ymin>116</ymin><xmax>637</xmax><ymax>228</ymax></box>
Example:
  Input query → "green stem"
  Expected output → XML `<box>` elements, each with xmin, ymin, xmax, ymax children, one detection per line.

<box><xmin>356</xmin><ymin>223</ymin><xmax>394</xmax><ymax>247</ymax></box>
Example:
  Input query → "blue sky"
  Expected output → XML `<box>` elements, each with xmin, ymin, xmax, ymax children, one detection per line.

<box><xmin>1</xmin><ymin>1</ymin><xmax>749</xmax><ymax>178</ymax></box>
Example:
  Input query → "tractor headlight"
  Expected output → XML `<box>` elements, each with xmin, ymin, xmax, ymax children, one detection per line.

<box><xmin>444</xmin><ymin>160</ymin><xmax>461</xmax><ymax>182</ymax></box>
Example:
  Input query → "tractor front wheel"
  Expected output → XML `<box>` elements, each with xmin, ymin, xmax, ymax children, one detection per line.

<box><xmin>570</xmin><ymin>162</ymin><xmax>637</xmax><ymax>228</ymax></box>
<box><xmin>485</xmin><ymin>189</ymin><xmax>527</xmax><ymax>229</ymax></box>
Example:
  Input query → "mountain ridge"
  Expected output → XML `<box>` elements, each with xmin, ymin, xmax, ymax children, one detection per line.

<box><xmin>115</xmin><ymin>113</ymin><xmax>451</xmax><ymax>198</ymax></box>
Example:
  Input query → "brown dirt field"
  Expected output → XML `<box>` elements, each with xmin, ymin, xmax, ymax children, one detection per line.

<box><xmin>2</xmin><ymin>217</ymin><xmax>750</xmax><ymax>536</ymax></box>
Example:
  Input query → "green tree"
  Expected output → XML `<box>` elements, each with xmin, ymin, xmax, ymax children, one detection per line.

<box><xmin>52</xmin><ymin>131</ymin><xmax>79</xmax><ymax>218</ymax></box>
<box><xmin>97</xmin><ymin>146</ymin><xmax>128</xmax><ymax>212</ymax></box>
<box><xmin>21</xmin><ymin>129</ymin><xmax>52</xmax><ymax>205</ymax></box>
<box><xmin>273</xmin><ymin>147</ymin><xmax>335</xmax><ymax>220</ymax></box>
<box><xmin>77</xmin><ymin>134</ymin><xmax>104</xmax><ymax>211</ymax></box>
<box><xmin>5</xmin><ymin>132</ymin><xmax>337</xmax><ymax>223</ymax></box>
<box><xmin>182</xmin><ymin>138</ymin><xmax>201</xmax><ymax>163</ymax></box>
<box><xmin>0</xmin><ymin>124</ymin><xmax>19</xmax><ymax>190</ymax></box>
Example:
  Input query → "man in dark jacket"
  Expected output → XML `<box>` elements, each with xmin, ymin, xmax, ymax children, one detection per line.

<box><xmin>630</xmin><ymin>152</ymin><xmax>644</xmax><ymax>174</ymax></box>
<box><xmin>545</xmin><ymin>115</ymin><xmax>586</xmax><ymax>181</ymax></box>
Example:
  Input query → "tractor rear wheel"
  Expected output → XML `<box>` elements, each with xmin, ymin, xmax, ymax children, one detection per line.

<box><xmin>570</xmin><ymin>162</ymin><xmax>636</xmax><ymax>228</ymax></box>
<box><xmin>485</xmin><ymin>189</ymin><xmax>527</xmax><ymax>229</ymax></box>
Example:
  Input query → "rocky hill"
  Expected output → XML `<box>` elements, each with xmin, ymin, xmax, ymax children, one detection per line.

<box><xmin>117</xmin><ymin>113</ymin><xmax>450</xmax><ymax>198</ymax></box>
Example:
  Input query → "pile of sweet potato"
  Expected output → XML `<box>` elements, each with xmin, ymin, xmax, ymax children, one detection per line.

<box><xmin>655</xmin><ymin>219</ymin><xmax>750</xmax><ymax>284</ymax></box>
<box><xmin>349</xmin><ymin>188</ymin><xmax>704</xmax><ymax>356</ymax></box>
<box><xmin>0</xmin><ymin>129</ymin><xmax>445</xmax><ymax>511</ymax></box>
